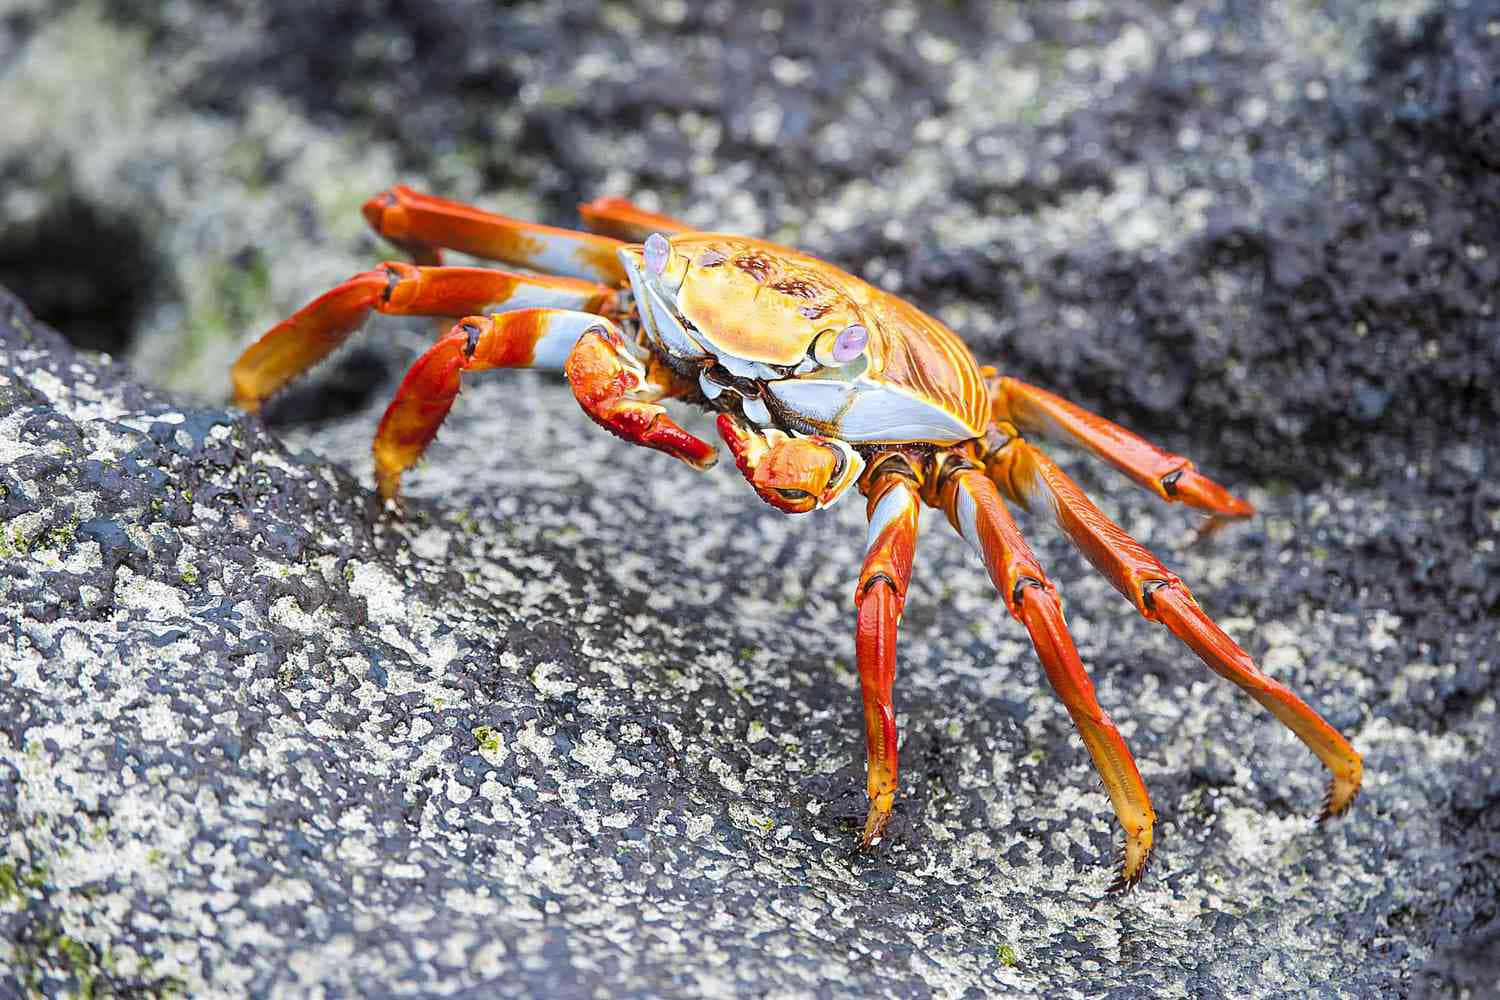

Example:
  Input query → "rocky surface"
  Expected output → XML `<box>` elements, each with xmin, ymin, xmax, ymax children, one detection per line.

<box><xmin>2</xmin><ymin>0</ymin><xmax>1497</xmax><ymax>996</ymax></box>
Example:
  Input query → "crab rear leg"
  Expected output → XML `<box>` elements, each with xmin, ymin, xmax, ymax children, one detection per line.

<box><xmin>364</xmin><ymin>186</ymin><xmax>629</xmax><ymax>283</ymax></box>
<box><xmin>852</xmin><ymin>462</ymin><xmax>922</xmax><ymax>845</ymax></box>
<box><xmin>373</xmin><ymin>310</ymin><xmax>714</xmax><ymax>499</ymax></box>
<box><xmin>578</xmin><ymin>196</ymin><xmax>695</xmax><ymax>241</ymax></box>
<box><xmin>937</xmin><ymin>462</ymin><xmax>1157</xmax><ymax>889</ymax></box>
<box><xmin>231</xmin><ymin>262</ymin><xmax>615</xmax><ymax>410</ymax></box>
<box><xmin>990</xmin><ymin>375</ymin><xmax>1253</xmax><ymax>525</ymax></box>
<box><xmin>988</xmin><ymin>435</ymin><xmax>1363</xmax><ymax>818</ymax></box>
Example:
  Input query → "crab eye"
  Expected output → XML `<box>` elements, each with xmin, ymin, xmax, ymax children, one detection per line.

<box><xmin>644</xmin><ymin>232</ymin><xmax>670</xmax><ymax>275</ymax></box>
<box><xmin>811</xmin><ymin>323</ymin><xmax>869</xmax><ymax>368</ymax></box>
<box><xmin>831</xmin><ymin>324</ymin><xmax>867</xmax><ymax>363</ymax></box>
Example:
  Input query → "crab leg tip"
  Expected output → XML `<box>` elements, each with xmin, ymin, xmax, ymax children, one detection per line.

<box><xmin>233</xmin><ymin>387</ymin><xmax>261</xmax><ymax>415</ymax></box>
<box><xmin>860</xmin><ymin>797</ymin><xmax>894</xmax><ymax>849</ymax></box>
<box><xmin>1319</xmin><ymin>773</ymin><xmax>1362</xmax><ymax>822</ymax></box>
<box><xmin>1107</xmin><ymin>840</ymin><xmax>1155</xmax><ymax>894</ymax></box>
<box><xmin>1169</xmin><ymin>466</ymin><xmax>1256</xmax><ymax>519</ymax></box>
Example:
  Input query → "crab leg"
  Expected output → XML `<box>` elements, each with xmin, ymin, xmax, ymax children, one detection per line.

<box><xmin>578</xmin><ymin>196</ymin><xmax>695</xmax><ymax>241</ymax></box>
<box><xmin>231</xmin><ymin>262</ymin><xmax>615</xmax><ymax>410</ymax></box>
<box><xmin>375</xmin><ymin>309</ymin><xmax>712</xmax><ymax>499</ymax></box>
<box><xmin>373</xmin><ymin>307</ymin><xmax>707</xmax><ymax>500</ymax></box>
<box><xmin>938</xmin><ymin>465</ymin><xmax>1157</xmax><ymax>889</ymax></box>
<box><xmin>363</xmin><ymin>186</ymin><xmax>628</xmax><ymax>283</ymax></box>
<box><xmin>375</xmin><ymin>310</ymin><xmax>714</xmax><ymax>498</ymax></box>
<box><xmin>852</xmin><ymin>466</ymin><xmax>922</xmax><ymax>845</ymax></box>
<box><xmin>369</xmin><ymin>307</ymin><xmax>714</xmax><ymax>494</ymax></box>
<box><xmin>371</xmin><ymin>308</ymin><xmax>604</xmax><ymax>497</ymax></box>
<box><xmin>989</xmin><ymin>435</ymin><xmax>1363</xmax><ymax>818</ymax></box>
<box><xmin>990</xmin><ymin>376</ymin><xmax>1253</xmax><ymax>522</ymax></box>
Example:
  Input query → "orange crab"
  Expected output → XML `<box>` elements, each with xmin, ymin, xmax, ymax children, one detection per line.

<box><xmin>231</xmin><ymin>187</ymin><xmax>1363</xmax><ymax>889</ymax></box>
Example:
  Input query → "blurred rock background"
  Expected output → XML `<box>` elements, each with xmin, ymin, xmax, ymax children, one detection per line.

<box><xmin>1</xmin><ymin>0</ymin><xmax>1496</xmax><ymax>995</ymax></box>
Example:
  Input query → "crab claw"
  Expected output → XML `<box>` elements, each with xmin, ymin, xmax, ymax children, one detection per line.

<box><xmin>716</xmin><ymin>414</ymin><xmax>864</xmax><ymax>513</ymax></box>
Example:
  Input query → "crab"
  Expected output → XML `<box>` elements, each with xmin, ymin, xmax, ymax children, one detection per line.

<box><xmin>230</xmin><ymin>187</ymin><xmax>1363</xmax><ymax>889</ymax></box>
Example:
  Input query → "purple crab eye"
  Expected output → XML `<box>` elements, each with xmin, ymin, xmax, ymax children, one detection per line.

<box><xmin>644</xmin><ymin>232</ymin><xmax>670</xmax><ymax>275</ymax></box>
<box><xmin>831</xmin><ymin>324</ymin><xmax>867</xmax><ymax>363</ymax></box>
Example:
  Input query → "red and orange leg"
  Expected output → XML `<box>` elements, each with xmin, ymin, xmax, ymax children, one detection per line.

<box><xmin>372</xmin><ymin>310</ymin><xmax>713</xmax><ymax>499</ymax></box>
<box><xmin>937</xmin><ymin>462</ymin><xmax>1158</xmax><ymax>889</ymax></box>
<box><xmin>986</xmin><ymin>434</ymin><xmax>1363</xmax><ymax>818</ymax></box>
<box><xmin>989</xmin><ymin>376</ymin><xmax>1253</xmax><ymax>534</ymax></box>
<box><xmin>853</xmin><ymin>463</ymin><xmax>922</xmax><ymax>846</ymax></box>
<box><xmin>577</xmin><ymin>196</ymin><xmax>695</xmax><ymax>242</ymax></box>
<box><xmin>361</xmin><ymin>186</ymin><xmax>635</xmax><ymax>283</ymax></box>
<box><xmin>715</xmin><ymin>414</ymin><xmax>865</xmax><ymax>513</ymax></box>
<box><xmin>231</xmin><ymin>261</ymin><xmax>616</xmax><ymax>410</ymax></box>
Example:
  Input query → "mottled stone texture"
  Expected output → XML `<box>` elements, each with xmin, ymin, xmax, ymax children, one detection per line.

<box><xmin>1</xmin><ymin>0</ymin><xmax>1496</xmax><ymax>996</ymax></box>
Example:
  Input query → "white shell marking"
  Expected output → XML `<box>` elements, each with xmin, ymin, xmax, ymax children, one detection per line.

<box><xmin>698</xmin><ymin>370</ymin><xmax>724</xmax><ymax>400</ymax></box>
<box><xmin>765</xmin><ymin>379</ymin><xmax>975</xmax><ymax>442</ymax></box>
<box><xmin>741</xmin><ymin>394</ymin><xmax>772</xmax><ymax>426</ymax></box>
<box><xmin>837</xmin><ymin>387</ymin><xmax>975</xmax><ymax>442</ymax></box>
<box><xmin>864</xmin><ymin>486</ymin><xmax>915</xmax><ymax>557</ymax></box>
<box><xmin>641</xmin><ymin>280</ymin><xmax>707</xmax><ymax>361</ymax></box>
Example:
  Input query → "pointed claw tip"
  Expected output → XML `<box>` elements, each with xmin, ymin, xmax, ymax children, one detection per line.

<box><xmin>1318</xmin><ymin>779</ymin><xmax>1361</xmax><ymax>822</ymax></box>
<box><xmin>860</xmin><ymin>799</ymin><xmax>893</xmax><ymax>850</ymax></box>
<box><xmin>230</xmin><ymin>373</ymin><xmax>264</xmax><ymax>414</ymax></box>
<box><xmin>1107</xmin><ymin>841</ymin><xmax>1155</xmax><ymax>895</ymax></box>
<box><xmin>375</xmin><ymin>473</ymin><xmax>402</xmax><ymax>504</ymax></box>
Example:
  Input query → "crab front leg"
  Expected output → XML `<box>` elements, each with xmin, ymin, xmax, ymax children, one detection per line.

<box><xmin>715</xmin><ymin>413</ymin><xmax>865</xmax><ymax>513</ymax></box>
<box><xmin>231</xmin><ymin>262</ymin><xmax>615</xmax><ymax>410</ymax></box>
<box><xmin>853</xmin><ymin>462</ymin><xmax>922</xmax><ymax>845</ymax></box>
<box><xmin>577</xmin><ymin>196</ymin><xmax>695</xmax><ymax>241</ymax></box>
<box><xmin>373</xmin><ymin>310</ymin><xmax>714</xmax><ymax>499</ymax></box>
<box><xmin>936</xmin><ymin>462</ymin><xmax>1158</xmax><ymax>889</ymax></box>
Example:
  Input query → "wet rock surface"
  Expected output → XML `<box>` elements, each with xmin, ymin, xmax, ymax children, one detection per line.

<box><xmin>2</xmin><ymin>1</ymin><xmax>1497</xmax><ymax>996</ymax></box>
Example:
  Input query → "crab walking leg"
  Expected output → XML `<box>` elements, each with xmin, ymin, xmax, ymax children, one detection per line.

<box><xmin>231</xmin><ymin>262</ymin><xmax>616</xmax><ymax>410</ymax></box>
<box><xmin>853</xmin><ymin>469</ymin><xmax>921</xmax><ymax>846</ymax></box>
<box><xmin>992</xmin><ymin>437</ymin><xmax>1363</xmax><ymax>818</ymax></box>
<box><xmin>715</xmin><ymin>413</ymin><xmax>865</xmax><ymax>514</ymax></box>
<box><xmin>938</xmin><ymin>466</ymin><xmax>1157</xmax><ymax>889</ymax></box>
<box><xmin>363</xmin><ymin>186</ymin><xmax>628</xmax><ymax>283</ymax></box>
<box><xmin>578</xmin><ymin>196</ymin><xmax>695</xmax><ymax>241</ymax></box>
<box><xmin>990</xmin><ymin>376</ymin><xmax>1253</xmax><ymax>521</ymax></box>
<box><xmin>374</xmin><ymin>309</ymin><xmax>622</xmax><ymax>498</ymax></box>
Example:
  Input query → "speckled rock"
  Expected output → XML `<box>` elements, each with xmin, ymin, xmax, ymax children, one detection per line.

<box><xmin>2</xmin><ymin>1</ymin><xmax>1497</xmax><ymax>997</ymax></box>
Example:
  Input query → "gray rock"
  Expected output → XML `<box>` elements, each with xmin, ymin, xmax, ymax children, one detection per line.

<box><xmin>2</xmin><ymin>1</ymin><xmax>1497</xmax><ymax>997</ymax></box>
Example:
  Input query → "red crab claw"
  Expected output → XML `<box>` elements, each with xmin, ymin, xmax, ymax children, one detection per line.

<box><xmin>716</xmin><ymin>414</ymin><xmax>864</xmax><ymax>514</ymax></box>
